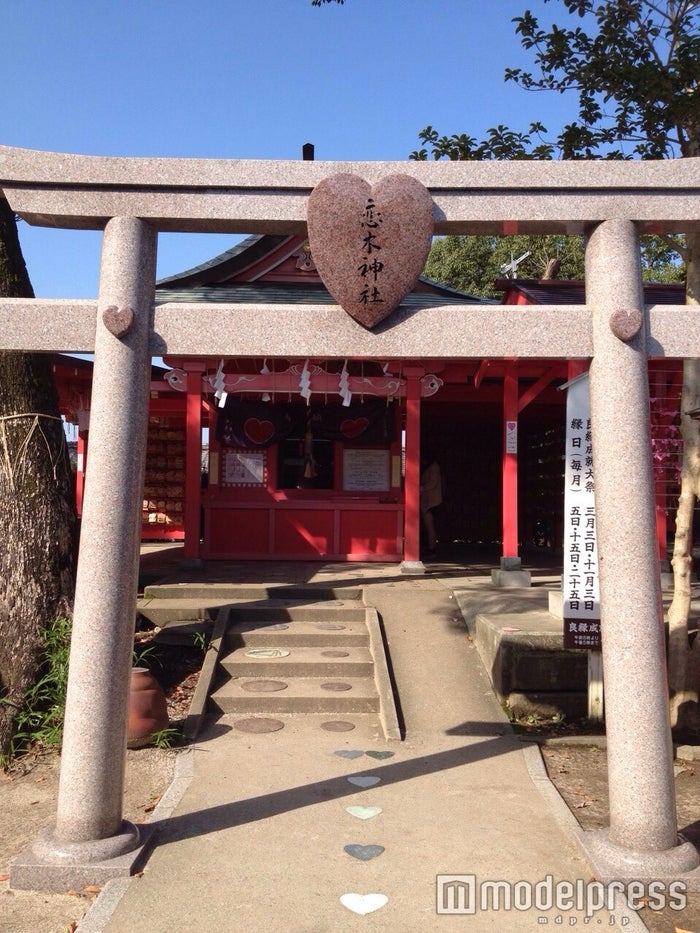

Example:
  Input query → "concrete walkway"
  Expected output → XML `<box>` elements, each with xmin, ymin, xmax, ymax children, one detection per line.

<box><xmin>80</xmin><ymin>548</ymin><xmax>639</xmax><ymax>931</ymax></box>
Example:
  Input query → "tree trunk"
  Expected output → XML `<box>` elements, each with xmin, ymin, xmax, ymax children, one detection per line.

<box><xmin>668</xmin><ymin>229</ymin><xmax>700</xmax><ymax>733</ymax></box>
<box><xmin>0</xmin><ymin>196</ymin><xmax>76</xmax><ymax>759</ymax></box>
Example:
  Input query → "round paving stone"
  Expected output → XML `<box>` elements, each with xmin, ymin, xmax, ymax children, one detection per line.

<box><xmin>234</xmin><ymin>717</ymin><xmax>285</xmax><ymax>733</ymax></box>
<box><xmin>245</xmin><ymin>648</ymin><xmax>291</xmax><ymax>659</ymax></box>
<box><xmin>241</xmin><ymin>680</ymin><xmax>288</xmax><ymax>692</ymax></box>
<box><xmin>321</xmin><ymin>650</ymin><xmax>350</xmax><ymax>658</ymax></box>
<box><xmin>321</xmin><ymin>721</ymin><xmax>356</xmax><ymax>732</ymax></box>
<box><xmin>320</xmin><ymin>681</ymin><xmax>352</xmax><ymax>692</ymax></box>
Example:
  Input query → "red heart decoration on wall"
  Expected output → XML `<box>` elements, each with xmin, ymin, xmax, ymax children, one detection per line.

<box><xmin>244</xmin><ymin>418</ymin><xmax>275</xmax><ymax>445</ymax></box>
<box><xmin>340</xmin><ymin>417</ymin><xmax>369</xmax><ymax>439</ymax></box>
<box><xmin>307</xmin><ymin>173</ymin><xmax>434</xmax><ymax>329</ymax></box>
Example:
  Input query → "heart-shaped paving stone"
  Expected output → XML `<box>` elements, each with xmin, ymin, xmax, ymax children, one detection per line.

<box><xmin>340</xmin><ymin>893</ymin><xmax>388</xmax><ymax>915</ymax></box>
<box><xmin>347</xmin><ymin>775</ymin><xmax>380</xmax><ymax>788</ymax></box>
<box><xmin>346</xmin><ymin>806</ymin><xmax>382</xmax><ymax>820</ymax></box>
<box><xmin>307</xmin><ymin>173</ymin><xmax>433</xmax><ymax>329</ymax></box>
<box><xmin>365</xmin><ymin>750</ymin><xmax>395</xmax><ymax>760</ymax></box>
<box><xmin>344</xmin><ymin>844</ymin><xmax>385</xmax><ymax>862</ymax></box>
<box><xmin>334</xmin><ymin>750</ymin><xmax>364</xmax><ymax>759</ymax></box>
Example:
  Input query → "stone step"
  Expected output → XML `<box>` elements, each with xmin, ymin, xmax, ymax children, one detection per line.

<box><xmin>143</xmin><ymin>583</ymin><xmax>363</xmax><ymax>602</ymax></box>
<box><xmin>221</xmin><ymin>645</ymin><xmax>374</xmax><ymax>678</ymax></box>
<box><xmin>227</xmin><ymin>603</ymin><xmax>367</xmax><ymax>623</ymax></box>
<box><xmin>209</xmin><ymin>675</ymin><xmax>380</xmax><ymax>715</ymax></box>
<box><xmin>137</xmin><ymin>598</ymin><xmax>366</xmax><ymax>627</ymax></box>
<box><xmin>137</xmin><ymin>598</ymin><xmax>224</xmax><ymax>626</ymax></box>
<box><xmin>225</xmin><ymin>618</ymin><xmax>370</xmax><ymax>649</ymax></box>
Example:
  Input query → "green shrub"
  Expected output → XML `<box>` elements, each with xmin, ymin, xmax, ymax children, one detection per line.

<box><xmin>1</xmin><ymin>615</ymin><xmax>71</xmax><ymax>764</ymax></box>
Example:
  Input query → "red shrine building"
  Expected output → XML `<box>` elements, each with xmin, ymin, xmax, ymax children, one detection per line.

<box><xmin>55</xmin><ymin>233</ymin><xmax>685</xmax><ymax>567</ymax></box>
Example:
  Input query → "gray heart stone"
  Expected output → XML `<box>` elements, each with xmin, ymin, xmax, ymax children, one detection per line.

<box><xmin>347</xmin><ymin>775</ymin><xmax>380</xmax><ymax>788</ymax></box>
<box><xmin>344</xmin><ymin>844</ymin><xmax>385</xmax><ymax>862</ymax></box>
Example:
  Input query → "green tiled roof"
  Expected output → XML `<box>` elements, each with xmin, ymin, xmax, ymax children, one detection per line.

<box><xmin>155</xmin><ymin>281</ymin><xmax>492</xmax><ymax>307</ymax></box>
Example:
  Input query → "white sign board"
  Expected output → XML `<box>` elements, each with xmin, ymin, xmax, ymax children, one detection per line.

<box><xmin>343</xmin><ymin>448</ymin><xmax>390</xmax><ymax>492</ymax></box>
<box><xmin>562</xmin><ymin>374</ymin><xmax>601</xmax><ymax>650</ymax></box>
<box><xmin>222</xmin><ymin>450</ymin><xmax>266</xmax><ymax>487</ymax></box>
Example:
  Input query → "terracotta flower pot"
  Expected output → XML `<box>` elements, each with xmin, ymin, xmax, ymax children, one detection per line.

<box><xmin>127</xmin><ymin>667</ymin><xmax>169</xmax><ymax>749</ymax></box>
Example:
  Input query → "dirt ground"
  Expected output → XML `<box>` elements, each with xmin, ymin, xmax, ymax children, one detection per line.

<box><xmin>541</xmin><ymin>741</ymin><xmax>700</xmax><ymax>933</ymax></box>
<box><xmin>0</xmin><ymin>744</ymin><xmax>177</xmax><ymax>933</ymax></box>
<box><xmin>0</xmin><ymin>633</ymin><xmax>199</xmax><ymax>933</ymax></box>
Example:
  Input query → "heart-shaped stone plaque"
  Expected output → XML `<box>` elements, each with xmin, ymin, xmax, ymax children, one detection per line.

<box><xmin>346</xmin><ymin>805</ymin><xmax>382</xmax><ymax>820</ymax></box>
<box><xmin>344</xmin><ymin>844</ymin><xmax>385</xmax><ymax>862</ymax></box>
<box><xmin>340</xmin><ymin>893</ymin><xmax>388</xmax><ymax>915</ymax></box>
<box><xmin>307</xmin><ymin>173</ymin><xmax>434</xmax><ymax>329</ymax></box>
<box><xmin>347</xmin><ymin>775</ymin><xmax>380</xmax><ymax>788</ymax></box>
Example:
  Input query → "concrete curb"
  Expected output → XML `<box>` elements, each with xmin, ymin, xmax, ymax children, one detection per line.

<box><xmin>182</xmin><ymin>606</ymin><xmax>229</xmax><ymax>742</ymax></box>
<box><xmin>78</xmin><ymin>746</ymin><xmax>197</xmax><ymax>932</ymax></box>
<box><xmin>366</xmin><ymin>606</ymin><xmax>402</xmax><ymax>742</ymax></box>
<box><xmin>522</xmin><ymin>743</ymin><xmax>648</xmax><ymax>932</ymax></box>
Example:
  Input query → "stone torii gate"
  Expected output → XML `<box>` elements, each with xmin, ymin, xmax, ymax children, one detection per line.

<box><xmin>1</xmin><ymin>146</ymin><xmax>699</xmax><ymax>889</ymax></box>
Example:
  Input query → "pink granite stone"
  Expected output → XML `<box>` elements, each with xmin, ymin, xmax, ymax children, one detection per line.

<box><xmin>102</xmin><ymin>304</ymin><xmax>134</xmax><ymax>338</ymax></box>
<box><xmin>307</xmin><ymin>173</ymin><xmax>433</xmax><ymax>329</ymax></box>
<box><xmin>609</xmin><ymin>306</ymin><xmax>643</xmax><ymax>341</ymax></box>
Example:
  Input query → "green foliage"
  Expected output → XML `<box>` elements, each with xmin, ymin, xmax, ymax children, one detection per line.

<box><xmin>149</xmin><ymin>726</ymin><xmax>181</xmax><ymax>749</ymax></box>
<box><xmin>414</xmin><ymin>1</ymin><xmax>699</xmax><ymax>161</ymax></box>
<box><xmin>411</xmin><ymin>123</ymin><xmax>555</xmax><ymax>162</ymax></box>
<box><xmin>133</xmin><ymin>642</ymin><xmax>156</xmax><ymax>668</ymax></box>
<box><xmin>640</xmin><ymin>234</ymin><xmax>687</xmax><ymax>282</ymax></box>
<box><xmin>424</xmin><ymin>232</ymin><xmax>684</xmax><ymax>296</ymax></box>
<box><xmin>191</xmin><ymin>629</ymin><xmax>208</xmax><ymax>652</ymax></box>
<box><xmin>508</xmin><ymin>0</ymin><xmax>700</xmax><ymax>159</ymax></box>
<box><xmin>0</xmin><ymin>615</ymin><xmax>71</xmax><ymax>765</ymax></box>
<box><xmin>424</xmin><ymin>234</ymin><xmax>585</xmax><ymax>298</ymax></box>
<box><xmin>413</xmin><ymin>2</ymin><xmax>696</xmax><ymax>290</ymax></box>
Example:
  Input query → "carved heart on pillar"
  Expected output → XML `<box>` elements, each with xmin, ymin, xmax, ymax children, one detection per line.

<box><xmin>307</xmin><ymin>173</ymin><xmax>434</xmax><ymax>329</ymax></box>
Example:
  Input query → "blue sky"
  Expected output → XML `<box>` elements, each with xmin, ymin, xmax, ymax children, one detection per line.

<box><xmin>3</xmin><ymin>0</ymin><xmax>577</xmax><ymax>298</ymax></box>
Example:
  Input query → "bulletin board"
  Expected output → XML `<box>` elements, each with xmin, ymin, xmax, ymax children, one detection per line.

<box><xmin>222</xmin><ymin>449</ymin><xmax>267</xmax><ymax>487</ymax></box>
<box><xmin>342</xmin><ymin>449</ymin><xmax>390</xmax><ymax>492</ymax></box>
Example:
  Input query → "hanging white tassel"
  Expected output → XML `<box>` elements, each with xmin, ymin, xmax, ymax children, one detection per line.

<box><xmin>260</xmin><ymin>359</ymin><xmax>271</xmax><ymax>402</ymax></box>
<box><xmin>339</xmin><ymin>359</ymin><xmax>352</xmax><ymax>407</ymax></box>
<box><xmin>299</xmin><ymin>359</ymin><xmax>312</xmax><ymax>404</ymax></box>
<box><xmin>212</xmin><ymin>360</ymin><xmax>227</xmax><ymax>406</ymax></box>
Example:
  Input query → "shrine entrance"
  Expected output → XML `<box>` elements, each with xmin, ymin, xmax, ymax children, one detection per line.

<box><xmin>1</xmin><ymin>145</ymin><xmax>698</xmax><ymax>888</ymax></box>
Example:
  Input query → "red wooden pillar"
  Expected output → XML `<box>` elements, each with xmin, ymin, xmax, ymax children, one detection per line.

<box><xmin>183</xmin><ymin>362</ymin><xmax>205</xmax><ymax>560</ymax></box>
<box><xmin>502</xmin><ymin>361</ymin><xmax>519</xmax><ymax>559</ymax></box>
<box><xmin>403</xmin><ymin>367</ymin><xmax>423</xmax><ymax>568</ymax></box>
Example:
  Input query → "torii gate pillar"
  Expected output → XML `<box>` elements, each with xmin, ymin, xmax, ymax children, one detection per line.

<box><xmin>584</xmin><ymin>219</ymin><xmax>698</xmax><ymax>879</ymax></box>
<box><xmin>11</xmin><ymin>216</ymin><xmax>158</xmax><ymax>889</ymax></box>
